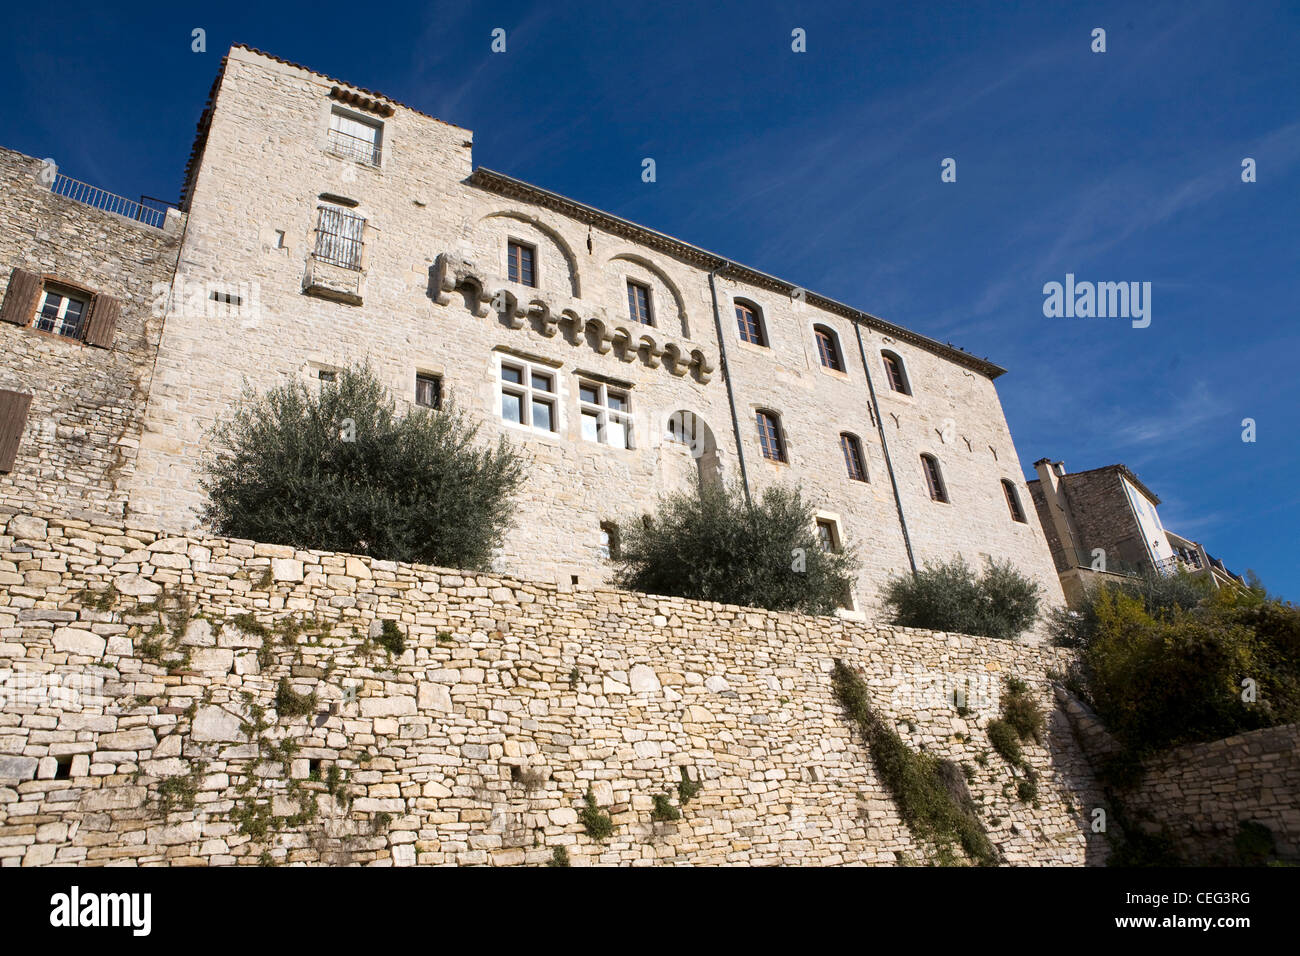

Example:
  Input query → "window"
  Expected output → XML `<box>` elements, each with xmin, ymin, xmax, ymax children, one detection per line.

<box><xmin>815</xmin><ymin>326</ymin><xmax>844</xmax><ymax>371</ymax></box>
<box><xmin>882</xmin><ymin>350</ymin><xmax>911</xmax><ymax>394</ymax></box>
<box><xmin>579</xmin><ymin>380</ymin><xmax>631</xmax><ymax>448</ymax></box>
<box><xmin>1</xmin><ymin>268</ymin><xmax>119</xmax><ymax>348</ymax></box>
<box><xmin>756</xmin><ymin>410</ymin><xmax>785</xmax><ymax>462</ymax></box>
<box><xmin>34</xmin><ymin>288</ymin><xmax>89</xmax><ymax>340</ymax></box>
<box><xmin>499</xmin><ymin>358</ymin><xmax>555</xmax><ymax>432</ymax></box>
<box><xmin>415</xmin><ymin>373</ymin><xmax>442</xmax><ymax>409</ymax></box>
<box><xmin>840</xmin><ymin>433</ymin><xmax>867</xmax><ymax>481</ymax></box>
<box><xmin>921</xmin><ymin>454</ymin><xmax>948</xmax><ymax>503</ymax></box>
<box><xmin>816</xmin><ymin>518</ymin><xmax>840</xmax><ymax>552</ymax></box>
<box><xmin>313</xmin><ymin>205</ymin><xmax>365</xmax><ymax>270</ymax></box>
<box><xmin>507</xmin><ymin>241</ymin><xmax>536</xmax><ymax>287</ymax></box>
<box><xmin>735</xmin><ymin>301</ymin><xmax>766</xmax><ymax>346</ymax></box>
<box><xmin>327</xmin><ymin>106</ymin><xmax>383</xmax><ymax>165</ymax></box>
<box><xmin>599</xmin><ymin>522</ymin><xmax>620</xmax><ymax>560</ymax></box>
<box><xmin>1002</xmin><ymin>479</ymin><xmax>1026</xmax><ymax>523</ymax></box>
<box><xmin>627</xmin><ymin>280</ymin><xmax>653</xmax><ymax>325</ymax></box>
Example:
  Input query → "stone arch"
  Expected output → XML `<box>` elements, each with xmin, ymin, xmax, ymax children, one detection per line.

<box><xmin>663</xmin><ymin>409</ymin><xmax>723</xmax><ymax>492</ymax></box>
<box><xmin>479</xmin><ymin>210</ymin><xmax>581</xmax><ymax>297</ymax></box>
<box><xmin>609</xmin><ymin>252</ymin><xmax>690</xmax><ymax>338</ymax></box>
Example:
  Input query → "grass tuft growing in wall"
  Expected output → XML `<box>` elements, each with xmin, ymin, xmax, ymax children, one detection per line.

<box><xmin>832</xmin><ymin>659</ymin><xmax>998</xmax><ymax>866</ymax></box>
<box><xmin>580</xmin><ymin>788</ymin><xmax>613</xmax><ymax>842</ymax></box>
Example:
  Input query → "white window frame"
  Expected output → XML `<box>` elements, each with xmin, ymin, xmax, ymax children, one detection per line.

<box><xmin>327</xmin><ymin>106</ymin><xmax>383</xmax><ymax>166</ymax></box>
<box><xmin>497</xmin><ymin>355</ymin><xmax>557</xmax><ymax>434</ymax></box>
<box><xmin>34</xmin><ymin>287</ymin><xmax>89</xmax><ymax>339</ymax></box>
<box><xmin>578</xmin><ymin>379</ymin><xmax>632</xmax><ymax>449</ymax></box>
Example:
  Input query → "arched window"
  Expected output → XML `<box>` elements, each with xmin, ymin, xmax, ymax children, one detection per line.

<box><xmin>1002</xmin><ymin>479</ymin><xmax>1027</xmax><ymax>523</ymax></box>
<box><xmin>756</xmin><ymin>410</ymin><xmax>785</xmax><ymax>461</ymax></box>
<box><xmin>882</xmin><ymin>350</ymin><xmax>911</xmax><ymax>394</ymax></box>
<box><xmin>921</xmin><ymin>454</ymin><xmax>948</xmax><ymax>503</ymax></box>
<box><xmin>735</xmin><ymin>299</ymin><xmax>767</xmax><ymax>346</ymax></box>
<box><xmin>840</xmin><ymin>433</ymin><xmax>867</xmax><ymax>481</ymax></box>
<box><xmin>814</xmin><ymin>325</ymin><xmax>844</xmax><ymax>371</ymax></box>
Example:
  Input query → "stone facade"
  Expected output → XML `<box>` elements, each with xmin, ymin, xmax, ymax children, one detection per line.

<box><xmin>0</xmin><ymin>149</ymin><xmax>184</xmax><ymax>522</ymax></box>
<box><xmin>0</xmin><ymin>508</ymin><xmax>1105</xmax><ymax>866</ymax></box>
<box><xmin>115</xmin><ymin>45</ymin><xmax>1065</xmax><ymax>629</ymax></box>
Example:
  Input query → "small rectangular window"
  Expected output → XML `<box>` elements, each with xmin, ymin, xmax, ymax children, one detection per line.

<box><xmin>578</xmin><ymin>379</ymin><xmax>631</xmax><ymax>449</ymax></box>
<box><xmin>507</xmin><ymin>241</ymin><xmax>536</xmax><ymax>287</ymax></box>
<box><xmin>317</xmin><ymin>369</ymin><xmax>337</xmax><ymax>384</ymax></box>
<box><xmin>627</xmin><ymin>281</ymin><xmax>652</xmax><ymax>325</ymax></box>
<box><xmin>327</xmin><ymin>107</ymin><xmax>383</xmax><ymax>165</ymax></box>
<box><xmin>416</xmin><ymin>373</ymin><xmax>441</xmax><ymax>409</ymax></box>
<box><xmin>816</xmin><ymin>519</ymin><xmax>839</xmax><ymax>552</ymax></box>
<box><xmin>34</xmin><ymin>288</ymin><xmax>89</xmax><ymax>339</ymax></box>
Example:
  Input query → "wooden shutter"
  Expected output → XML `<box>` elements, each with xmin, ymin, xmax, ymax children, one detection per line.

<box><xmin>83</xmin><ymin>293</ymin><xmax>121</xmax><ymax>348</ymax></box>
<box><xmin>0</xmin><ymin>389</ymin><xmax>33</xmax><ymax>473</ymax></box>
<box><xmin>0</xmin><ymin>269</ymin><xmax>42</xmax><ymax>326</ymax></box>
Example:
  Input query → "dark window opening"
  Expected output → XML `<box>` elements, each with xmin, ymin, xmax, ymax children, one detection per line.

<box><xmin>416</xmin><ymin>373</ymin><xmax>442</xmax><ymax>409</ymax></box>
<box><xmin>508</xmin><ymin>241</ymin><xmax>536</xmax><ymax>287</ymax></box>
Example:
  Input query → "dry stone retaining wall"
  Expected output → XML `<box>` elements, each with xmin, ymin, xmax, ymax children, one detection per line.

<box><xmin>0</xmin><ymin>508</ymin><xmax>1107</xmax><ymax>866</ymax></box>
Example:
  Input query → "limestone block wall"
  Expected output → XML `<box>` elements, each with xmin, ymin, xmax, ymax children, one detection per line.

<box><xmin>0</xmin><ymin>509</ymin><xmax>1105</xmax><ymax>866</ymax></box>
<box><xmin>0</xmin><ymin>149</ymin><xmax>183</xmax><ymax>521</ymax></box>
<box><xmin>1057</xmin><ymin>691</ymin><xmax>1300</xmax><ymax>864</ymax></box>
<box><xmin>124</xmin><ymin>45</ymin><xmax>1065</xmax><ymax>630</ymax></box>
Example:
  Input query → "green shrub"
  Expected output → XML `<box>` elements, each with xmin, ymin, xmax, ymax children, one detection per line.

<box><xmin>1051</xmin><ymin>569</ymin><xmax>1209</xmax><ymax>649</ymax></box>
<box><xmin>547</xmin><ymin>846</ymin><xmax>571</xmax><ymax>867</ymax></box>
<box><xmin>650</xmin><ymin>793</ymin><xmax>680</xmax><ymax>822</ymax></box>
<box><xmin>274</xmin><ymin>678</ymin><xmax>317</xmax><ymax>719</ymax></box>
<box><xmin>986</xmin><ymin>719</ymin><xmax>1022</xmax><ymax>766</ymax></box>
<box><xmin>1016</xmin><ymin>777</ymin><xmax>1037</xmax><ymax>802</ymax></box>
<box><xmin>579</xmin><ymin>789</ymin><xmax>613</xmax><ymax>841</ymax></box>
<box><xmin>882</xmin><ymin>556</ymin><xmax>1041</xmax><ymax>641</ymax></box>
<box><xmin>1000</xmin><ymin>677</ymin><xmax>1045</xmax><ymax>743</ymax></box>
<box><xmin>832</xmin><ymin>659</ymin><xmax>998</xmax><ymax>866</ymax></box>
<box><xmin>1077</xmin><ymin>589</ymin><xmax>1297</xmax><ymax>752</ymax></box>
<box><xmin>376</xmin><ymin>620</ymin><xmax>406</xmax><ymax>656</ymax></box>
<box><xmin>677</xmin><ymin>767</ymin><xmax>702</xmax><ymax>805</ymax></box>
<box><xmin>200</xmin><ymin>362</ymin><xmax>524</xmax><ymax>571</ymax></box>
<box><xmin>613</xmin><ymin>481</ymin><xmax>858</xmax><ymax>615</ymax></box>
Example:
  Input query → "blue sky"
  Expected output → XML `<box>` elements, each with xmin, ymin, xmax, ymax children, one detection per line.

<box><xmin>1</xmin><ymin>1</ymin><xmax>1296</xmax><ymax>597</ymax></box>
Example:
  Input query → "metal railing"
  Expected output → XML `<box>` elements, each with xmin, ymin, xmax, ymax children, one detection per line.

<box><xmin>326</xmin><ymin>127</ymin><xmax>382</xmax><ymax>166</ymax></box>
<box><xmin>50</xmin><ymin>174</ymin><xmax>170</xmax><ymax>229</ymax></box>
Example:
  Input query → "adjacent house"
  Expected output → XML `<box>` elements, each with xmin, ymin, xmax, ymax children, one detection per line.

<box><xmin>1026</xmin><ymin>458</ymin><xmax>1243</xmax><ymax>606</ymax></box>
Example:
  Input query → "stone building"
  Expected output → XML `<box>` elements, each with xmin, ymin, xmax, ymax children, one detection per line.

<box><xmin>0</xmin><ymin>149</ymin><xmax>184</xmax><ymax>520</ymax></box>
<box><xmin>1</xmin><ymin>44</ymin><xmax>1065</xmax><ymax>628</ymax></box>
<box><xmin>1027</xmin><ymin>458</ymin><xmax>1243</xmax><ymax>606</ymax></box>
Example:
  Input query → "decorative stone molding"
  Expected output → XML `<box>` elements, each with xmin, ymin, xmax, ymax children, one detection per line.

<box><xmin>432</xmin><ymin>253</ymin><xmax>714</xmax><ymax>382</ymax></box>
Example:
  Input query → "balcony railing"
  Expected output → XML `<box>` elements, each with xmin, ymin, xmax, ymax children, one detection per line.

<box><xmin>326</xmin><ymin>128</ymin><xmax>382</xmax><ymax>166</ymax></box>
<box><xmin>50</xmin><ymin>174</ymin><xmax>171</xmax><ymax>229</ymax></box>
